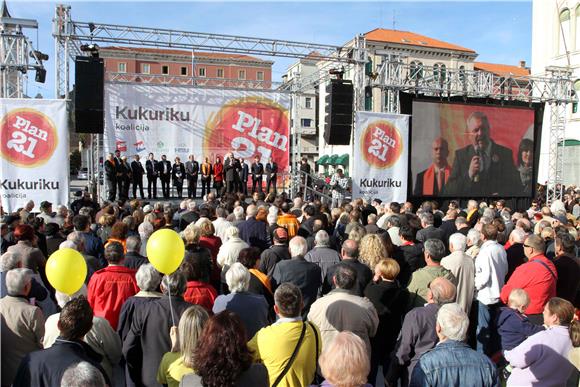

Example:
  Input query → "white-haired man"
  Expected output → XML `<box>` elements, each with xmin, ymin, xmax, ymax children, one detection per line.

<box><xmin>212</xmin><ymin>206</ymin><xmax>232</xmax><ymax>242</ymax></box>
<box><xmin>410</xmin><ymin>303</ymin><xmax>498</xmax><ymax>386</ymax></box>
<box><xmin>304</xmin><ymin>230</ymin><xmax>341</xmax><ymax>290</ymax></box>
<box><xmin>271</xmin><ymin>236</ymin><xmax>321</xmax><ymax>316</ymax></box>
<box><xmin>217</xmin><ymin>226</ymin><xmax>249</xmax><ymax>269</ymax></box>
<box><xmin>441</xmin><ymin>233</ymin><xmax>475</xmax><ymax>314</ymax></box>
<box><xmin>0</xmin><ymin>268</ymin><xmax>45</xmax><ymax>386</ymax></box>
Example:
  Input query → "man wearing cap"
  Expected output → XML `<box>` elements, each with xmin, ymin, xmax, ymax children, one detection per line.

<box><xmin>260</xmin><ymin>227</ymin><xmax>291</xmax><ymax>277</ymax></box>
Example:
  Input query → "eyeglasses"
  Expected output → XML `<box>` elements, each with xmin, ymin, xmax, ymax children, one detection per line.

<box><xmin>523</xmin><ymin>244</ymin><xmax>531</xmax><ymax>248</ymax></box>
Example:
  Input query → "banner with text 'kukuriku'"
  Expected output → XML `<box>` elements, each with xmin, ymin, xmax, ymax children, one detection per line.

<box><xmin>352</xmin><ymin>111</ymin><xmax>409</xmax><ymax>203</ymax></box>
<box><xmin>1</xmin><ymin>99</ymin><xmax>69</xmax><ymax>212</ymax></box>
<box><xmin>104</xmin><ymin>83</ymin><xmax>290</xmax><ymax>169</ymax></box>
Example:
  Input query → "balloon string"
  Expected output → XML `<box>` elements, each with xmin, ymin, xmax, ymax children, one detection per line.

<box><xmin>168</xmin><ymin>283</ymin><xmax>176</xmax><ymax>327</ymax></box>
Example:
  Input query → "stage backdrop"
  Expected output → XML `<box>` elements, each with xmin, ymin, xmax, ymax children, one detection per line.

<box><xmin>104</xmin><ymin>83</ymin><xmax>290</xmax><ymax>169</ymax></box>
<box><xmin>352</xmin><ymin>112</ymin><xmax>409</xmax><ymax>202</ymax></box>
<box><xmin>0</xmin><ymin>99</ymin><xmax>69</xmax><ymax>212</ymax></box>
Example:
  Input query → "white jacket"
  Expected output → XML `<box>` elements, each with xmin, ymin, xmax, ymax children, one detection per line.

<box><xmin>217</xmin><ymin>237</ymin><xmax>249</xmax><ymax>267</ymax></box>
<box><xmin>474</xmin><ymin>240</ymin><xmax>508</xmax><ymax>305</ymax></box>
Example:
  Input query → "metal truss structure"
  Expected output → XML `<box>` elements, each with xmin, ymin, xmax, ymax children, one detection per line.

<box><xmin>52</xmin><ymin>4</ymin><xmax>574</xmax><ymax>204</ymax></box>
<box><xmin>0</xmin><ymin>5</ymin><xmax>46</xmax><ymax>98</ymax></box>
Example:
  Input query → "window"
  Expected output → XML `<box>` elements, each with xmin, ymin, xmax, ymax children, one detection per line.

<box><xmin>238</xmin><ymin>70</ymin><xmax>246</xmax><ymax>80</ymax></box>
<box><xmin>573</xmin><ymin>79</ymin><xmax>580</xmax><ymax>113</ymax></box>
<box><xmin>181</xmin><ymin>66</ymin><xmax>188</xmax><ymax>76</ymax></box>
<box><xmin>198</xmin><ymin>67</ymin><xmax>206</xmax><ymax>77</ymax></box>
<box><xmin>118</xmin><ymin>62</ymin><xmax>126</xmax><ymax>73</ymax></box>
<box><xmin>305</xmin><ymin>97</ymin><xmax>312</xmax><ymax>109</ymax></box>
<box><xmin>560</xmin><ymin>9</ymin><xmax>571</xmax><ymax>55</ymax></box>
<box><xmin>409</xmin><ymin>61</ymin><xmax>423</xmax><ymax>80</ymax></box>
<box><xmin>141</xmin><ymin>63</ymin><xmax>150</xmax><ymax>74</ymax></box>
<box><xmin>257</xmin><ymin>71</ymin><xmax>264</xmax><ymax>81</ymax></box>
<box><xmin>301</xmin><ymin>119</ymin><xmax>312</xmax><ymax>127</ymax></box>
<box><xmin>433</xmin><ymin>63</ymin><xmax>446</xmax><ymax>84</ymax></box>
<box><xmin>161</xmin><ymin>65</ymin><xmax>169</xmax><ymax>75</ymax></box>
<box><xmin>217</xmin><ymin>68</ymin><xmax>224</xmax><ymax>78</ymax></box>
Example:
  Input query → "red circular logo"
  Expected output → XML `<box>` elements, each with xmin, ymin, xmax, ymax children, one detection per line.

<box><xmin>1</xmin><ymin>108</ymin><xmax>58</xmax><ymax>168</ymax></box>
<box><xmin>361</xmin><ymin>120</ymin><xmax>403</xmax><ymax>169</ymax></box>
<box><xmin>204</xmin><ymin>97</ymin><xmax>289</xmax><ymax>169</ymax></box>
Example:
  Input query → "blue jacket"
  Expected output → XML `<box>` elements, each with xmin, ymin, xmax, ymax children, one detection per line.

<box><xmin>496</xmin><ymin>307</ymin><xmax>544</xmax><ymax>351</ymax></box>
<box><xmin>410</xmin><ymin>340</ymin><xmax>499</xmax><ymax>387</ymax></box>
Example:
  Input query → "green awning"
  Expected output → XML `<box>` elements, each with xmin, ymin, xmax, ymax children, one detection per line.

<box><xmin>326</xmin><ymin>154</ymin><xmax>339</xmax><ymax>165</ymax></box>
<box><xmin>316</xmin><ymin>155</ymin><xmax>329</xmax><ymax>165</ymax></box>
<box><xmin>335</xmin><ymin>154</ymin><xmax>349</xmax><ymax>165</ymax></box>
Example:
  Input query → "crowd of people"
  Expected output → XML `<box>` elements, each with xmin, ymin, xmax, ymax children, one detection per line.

<box><xmin>1</xmin><ymin>188</ymin><xmax>580</xmax><ymax>387</ymax></box>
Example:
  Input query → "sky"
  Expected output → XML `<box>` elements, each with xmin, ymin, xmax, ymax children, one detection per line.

<box><xmin>6</xmin><ymin>0</ymin><xmax>532</xmax><ymax>98</ymax></box>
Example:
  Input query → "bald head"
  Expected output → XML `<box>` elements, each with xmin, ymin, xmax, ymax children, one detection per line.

<box><xmin>429</xmin><ymin>277</ymin><xmax>456</xmax><ymax>304</ymax></box>
<box><xmin>432</xmin><ymin>137</ymin><xmax>449</xmax><ymax>168</ymax></box>
<box><xmin>341</xmin><ymin>239</ymin><xmax>359</xmax><ymax>259</ymax></box>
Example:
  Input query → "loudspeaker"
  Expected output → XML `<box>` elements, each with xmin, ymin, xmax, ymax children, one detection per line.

<box><xmin>75</xmin><ymin>56</ymin><xmax>104</xmax><ymax>134</ymax></box>
<box><xmin>35</xmin><ymin>68</ymin><xmax>46</xmax><ymax>83</ymax></box>
<box><xmin>324</xmin><ymin>79</ymin><xmax>354</xmax><ymax>145</ymax></box>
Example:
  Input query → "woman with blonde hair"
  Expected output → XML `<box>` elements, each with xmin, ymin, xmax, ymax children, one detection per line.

<box><xmin>157</xmin><ymin>305</ymin><xmax>209</xmax><ymax>387</ymax></box>
<box><xmin>359</xmin><ymin>234</ymin><xmax>387</xmax><ymax>269</ymax></box>
<box><xmin>318</xmin><ymin>331</ymin><xmax>372</xmax><ymax>387</ymax></box>
<box><xmin>183</xmin><ymin>224</ymin><xmax>213</xmax><ymax>284</ymax></box>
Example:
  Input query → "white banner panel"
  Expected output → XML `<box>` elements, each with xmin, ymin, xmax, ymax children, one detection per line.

<box><xmin>352</xmin><ymin>111</ymin><xmax>409</xmax><ymax>202</ymax></box>
<box><xmin>104</xmin><ymin>83</ymin><xmax>290</xmax><ymax>168</ymax></box>
<box><xmin>0</xmin><ymin>99</ymin><xmax>69</xmax><ymax>212</ymax></box>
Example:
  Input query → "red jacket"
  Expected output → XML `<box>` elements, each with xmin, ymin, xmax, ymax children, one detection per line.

<box><xmin>213</xmin><ymin>162</ymin><xmax>224</xmax><ymax>182</ymax></box>
<box><xmin>500</xmin><ymin>254</ymin><xmax>557</xmax><ymax>314</ymax></box>
<box><xmin>87</xmin><ymin>265</ymin><xmax>139</xmax><ymax>329</ymax></box>
<box><xmin>184</xmin><ymin>281</ymin><xmax>218</xmax><ymax>312</ymax></box>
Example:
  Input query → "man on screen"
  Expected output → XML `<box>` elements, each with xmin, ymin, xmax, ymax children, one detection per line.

<box><xmin>444</xmin><ymin>111</ymin><xmax>521</xmax><ymax>197</ymax></box>
<box><xmin>414</xmin><ymin>138</ymin><xmax>451</xmax><ymax>196</ymax></box>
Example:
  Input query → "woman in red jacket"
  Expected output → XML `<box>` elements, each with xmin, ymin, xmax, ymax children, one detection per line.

<box><xmin>213</xmin><ymin>156</ymin><xmax>224</xmax><ymax>197</ymax></box>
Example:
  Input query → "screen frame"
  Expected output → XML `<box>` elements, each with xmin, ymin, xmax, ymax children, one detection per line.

<box><xmin>399</xmin><ymin>92</ymin><xmax>545</xmax><ymax>201</ymax></box>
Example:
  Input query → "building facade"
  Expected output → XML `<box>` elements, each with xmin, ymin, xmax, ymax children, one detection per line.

<box><xmin>532</xmin><ymin>0</ymin><xmax>580</xmax><ymax>185</ymax></box>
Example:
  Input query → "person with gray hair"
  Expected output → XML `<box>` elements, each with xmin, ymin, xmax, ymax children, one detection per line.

<box><xmin>236</xmin><ymin>203</ymin><xmax>269</xmax><ymax>251</ymax></box>
<box><xmin>66</xmin><ymin>231</ymin><xmax>103</xmax><ymax>282</ymax></box>
<box><xmin>407</xmin><ymin>239</ymin><xmax>456</xmax><ymax>308</ymax></box>
<box><xmin>123</xmin><ymin>235</ymin><xmax>148</xmax><ymax>270</ymax></box>
<box><xmin>304</xmin><ymin>230</ymin><xmax>341</xmax><ymax>293</ymax></box>
<box><xmin>416</xmin><ymin>212</ymin><xmax>445</xmax><ymax>244</ymax></box>
<box><xmin>248</xmin><ymin>282</ymin><xmax>322</xmax><ymax>387</ymax></box>
<box><xmin>42</xmin><ymin>285</ymin><xmax>122</xmax><ymax>381</ymax></box>
<box><xmin>0</xmin><ymin>268</ymin><xmax>45</xmax><ymax>386</ymax></box>
<box><xmin>410</xmin><ymin>303</ymin><xmax>498</xmax><ymax>386</ymax></box>
<box><xmin>61</xmin><ymin>361</ymin><xmax>107</xmax><ymax>387</ymax></box>
<box><xmin>123</xmin><ymin>270</ymin><xmax>194</xmax><ymax>387</ymax></box>
<box><xmin>465</xmin><ymin>228</ymin><xmax>482</xmax><ymax>258</ymax></box>
<box><xmin>217</xmin><ymin>226</ymin><xmax>249</xmax><ymax>269</ymax></box>
<box><xmin>385</xmin><ymin>215</ymin><xmax>403</xmax><ymax>246</ymax></box>
<box><xmin>505</xmin><ymin>228</ymin><xmax>528</xmax><ymax>281</ymax></box>
<box><xmin>441</xmin><ymin>233</ymin><xmax>475</xmax><ymax>314</ymax></box>
<box><xmin>212</xmin><ymin>262</ymin><xmax>269</xmax><ymax>339</ymax></box>
<box><xmin>272</xmin><ymin>236</ymin><xmax>321</xmax><ymax>316</ymax></box>
<box><xmin>117</xmin><ymin>264</ymin><xmax>163</xmax><ymax>345</ymax></box>
<box><xmin>213</xmin><ymin>206</ymin><xmax>232</xmax><ymax>243</ymax></box>
<box><xmin>231</xmin><ymin>206</ymin><xmax>245</xmax><ymax>227</ymax></box>
<box><xmin>387</xmin><ymin>277</ymin><xmax>456</xmax><ymax>386</ymax></box>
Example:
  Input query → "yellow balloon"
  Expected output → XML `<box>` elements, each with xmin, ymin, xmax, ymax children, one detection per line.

<box><xmin>46</xmin><ymin>248</ymin><xmax>87</xmax><ymax>295</ymax></box>
<box><xmin>146</xmin><ymin>229</ymin><xmax>185</xmax><ymax>275</ymax></box>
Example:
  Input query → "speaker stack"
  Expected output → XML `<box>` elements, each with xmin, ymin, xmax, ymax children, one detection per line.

<box><xmin>323</xmin><ymin>79</ymin><xmax>354</xmax><ymax>145</ymax></box>
<box><xmin>74</xmin><ymin>56</ymin><xmax>105</xmax><ymax>134</ymax></box>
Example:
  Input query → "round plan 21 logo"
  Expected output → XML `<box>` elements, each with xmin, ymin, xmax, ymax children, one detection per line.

<box><xmin>361</xmin><ymin>120</ymin><xmax>403</xmax><ymax>169</ymax></box>
<box><xmin>1</xmin><ymin>108</ymin><xmax>58</xmax><ymax>168</ymax></box>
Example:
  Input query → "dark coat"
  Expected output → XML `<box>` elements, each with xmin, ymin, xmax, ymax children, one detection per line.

<box><xmin>157</xmin><ymin>160</ymin><xmax>172</xmax><ymax>178</ymax></box>
<box><xmin>259</xmin><ymin>244</ymin><xmax>291</xmax><ymax>278</ymax></box>
<box><xmin>505</xmin><ymin>243</ymin><xmax>526</xmax><ymax>282</ymax></box>
<box><xmin>237</xmin><ymin>218</ymin><xmax>270</xmax><ymax>252</ymax></box>
<box><xmin>146</xmin><ymin>159</ymin><xmax>158</xmax><ymax>177</ymax></box>
<box><xmin>131</xmin><ymin>160</ymin><xmax>145</xmax><ymax>181</ymax></box>
<box><xmin>104</xmin><ymin>159</ymin><xmax>116</xmax><ymax>180</ymax></box>
<box><xmin>553</xmin><ymin>254</ymin><xmax>580</xmax><ymax>305</ymax></box>
<box><xmin>45</xmin><ymin>235</ymin><xmax>66</xmax><ymax>257</ymax></box>
<box><xmin>13</xmin><ymin>340</ymin><xmax>109</xmax><ymax>387</ymax></box>
<box><xmin>271</xmin><ymin>257</ymin><xmax>321</xmax><ymax>315</ymax></box>
<box><xmin>444</xmin><ymin>141</ymin><xmax>522</xmax><ymax>197</ymax></box>
<box><xmin>393</xmin><ymin>244</ymin><xmax>425</xmax><ymax>287</ymax></box>
<box><xmin>241</xmin><ymin>162</ymin><xmax>249</xmax><ymax>181</ymax></box>
<box><xmin>224</xmin><ymin>157</ymin><xmax>240</xmax><ymax>182</ymax></box>
<box><xmin>122</xmin><ymin>296</ymin><xmax>192</xmax><ymax>387</ymax></box>
<box><xmin>172</xmin><ymin>163</ymin><xmax>186</xmax><ymax>184</ymax></box>
<box><xmin>123</xmin><ymin>251</ymin><xmax>148</xmax><ymax>270</ymax></box>
<box><xmin>416</xmin><ymin>225</ymin><xmax>445</xmax><ymax>244</ymax></box>
<box><xmin>413</xmin><ymin>168</ymin><xmax>448</xmax><ymax>197</ymax></box>
<box><xmin>323</xmin><ymin>259</ymin><xmax>373</xmax><ymax>297</ymax></box>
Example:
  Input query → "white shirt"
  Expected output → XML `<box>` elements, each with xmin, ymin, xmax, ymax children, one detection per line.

<box><xmin>474</xmin><ymin>240</ymin><xmax>508</xmax><ymax>305</ymax></box>
<box><xmin>213</xmin><ymin>217</ymin><xmax>233</xmax><ymax>243</ymax></box>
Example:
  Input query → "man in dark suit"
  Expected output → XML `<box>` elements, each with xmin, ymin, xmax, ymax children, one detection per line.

<box><xmin>114</xmin><ymin>150</ymin><xmax>123</xmax><ymax>198</ymax></box>
<box><xmin>236</xmin><ymin>204</ymin><xmax>270</xmax><ymax>252</ymax></box>
<box><xmin>444</xmin><ymin>112</ymin><xmax>521</xmax><ymax>197</ymax></box>
<box><xmin>145</xmin><ymin>153</ymin><xmax>158</xmax><ymax>199</ymax></box>
<box><xmin>157</xmin><ymin>155</ymin><xmax>172</xmax><ymax>199</ymax></box>
<box><xmin>416</xmin><ymin>212</ymin><xmax>445</xmax><ymax>243</ymax></box>
<box><xmin>322</xmin><ymin>239</ymin><xmax>372</xmax><ymax>297</ymax></box>
<box><xmin>223</xmin><ymin>153</ymin><xmax>240</xmax><ymax>194</ymax></box>
<box><xmin>239</xmin><ymin>158</ymin><xmax>249</xmax><ymax>195</ymax></box>
<box><xmin>131</xmin><ymin>155</ymin><xmax>145</xmax><ymax>199</ymax></box>
<box><xmin>251</xmin><ymin>156</ymin><xmax>264</xmax><ymax>193</ymax></box>
<box><xmin>265</xmin><ymin>157</ymin><xmax>278</xmax><ymax>193</ymax></box>
<box><xmin>104</xmin><ymin>153</ymin><xmax>117</xmax><ymax>202</ymax></box>
<box><xmin>414</xmin><ymin>138</ymin><xmax>451</xmax><ymax>197</ymax></box>
<box><xmin>185</xmin><ymin>154</ymin><xmax>199</xmax><ymax>199</ymax></box>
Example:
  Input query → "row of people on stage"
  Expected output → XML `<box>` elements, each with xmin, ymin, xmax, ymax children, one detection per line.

<box><xmin>103</xmin><ymin>150</ymin><xmax>279</xmax><ymax>201</ymax></box>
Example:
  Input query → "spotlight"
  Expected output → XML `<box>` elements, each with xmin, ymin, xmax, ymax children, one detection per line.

<box><xmin>30</xmin><ymin>50</ymin><xmax>49</xmax><ymax>61</ymax></box>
